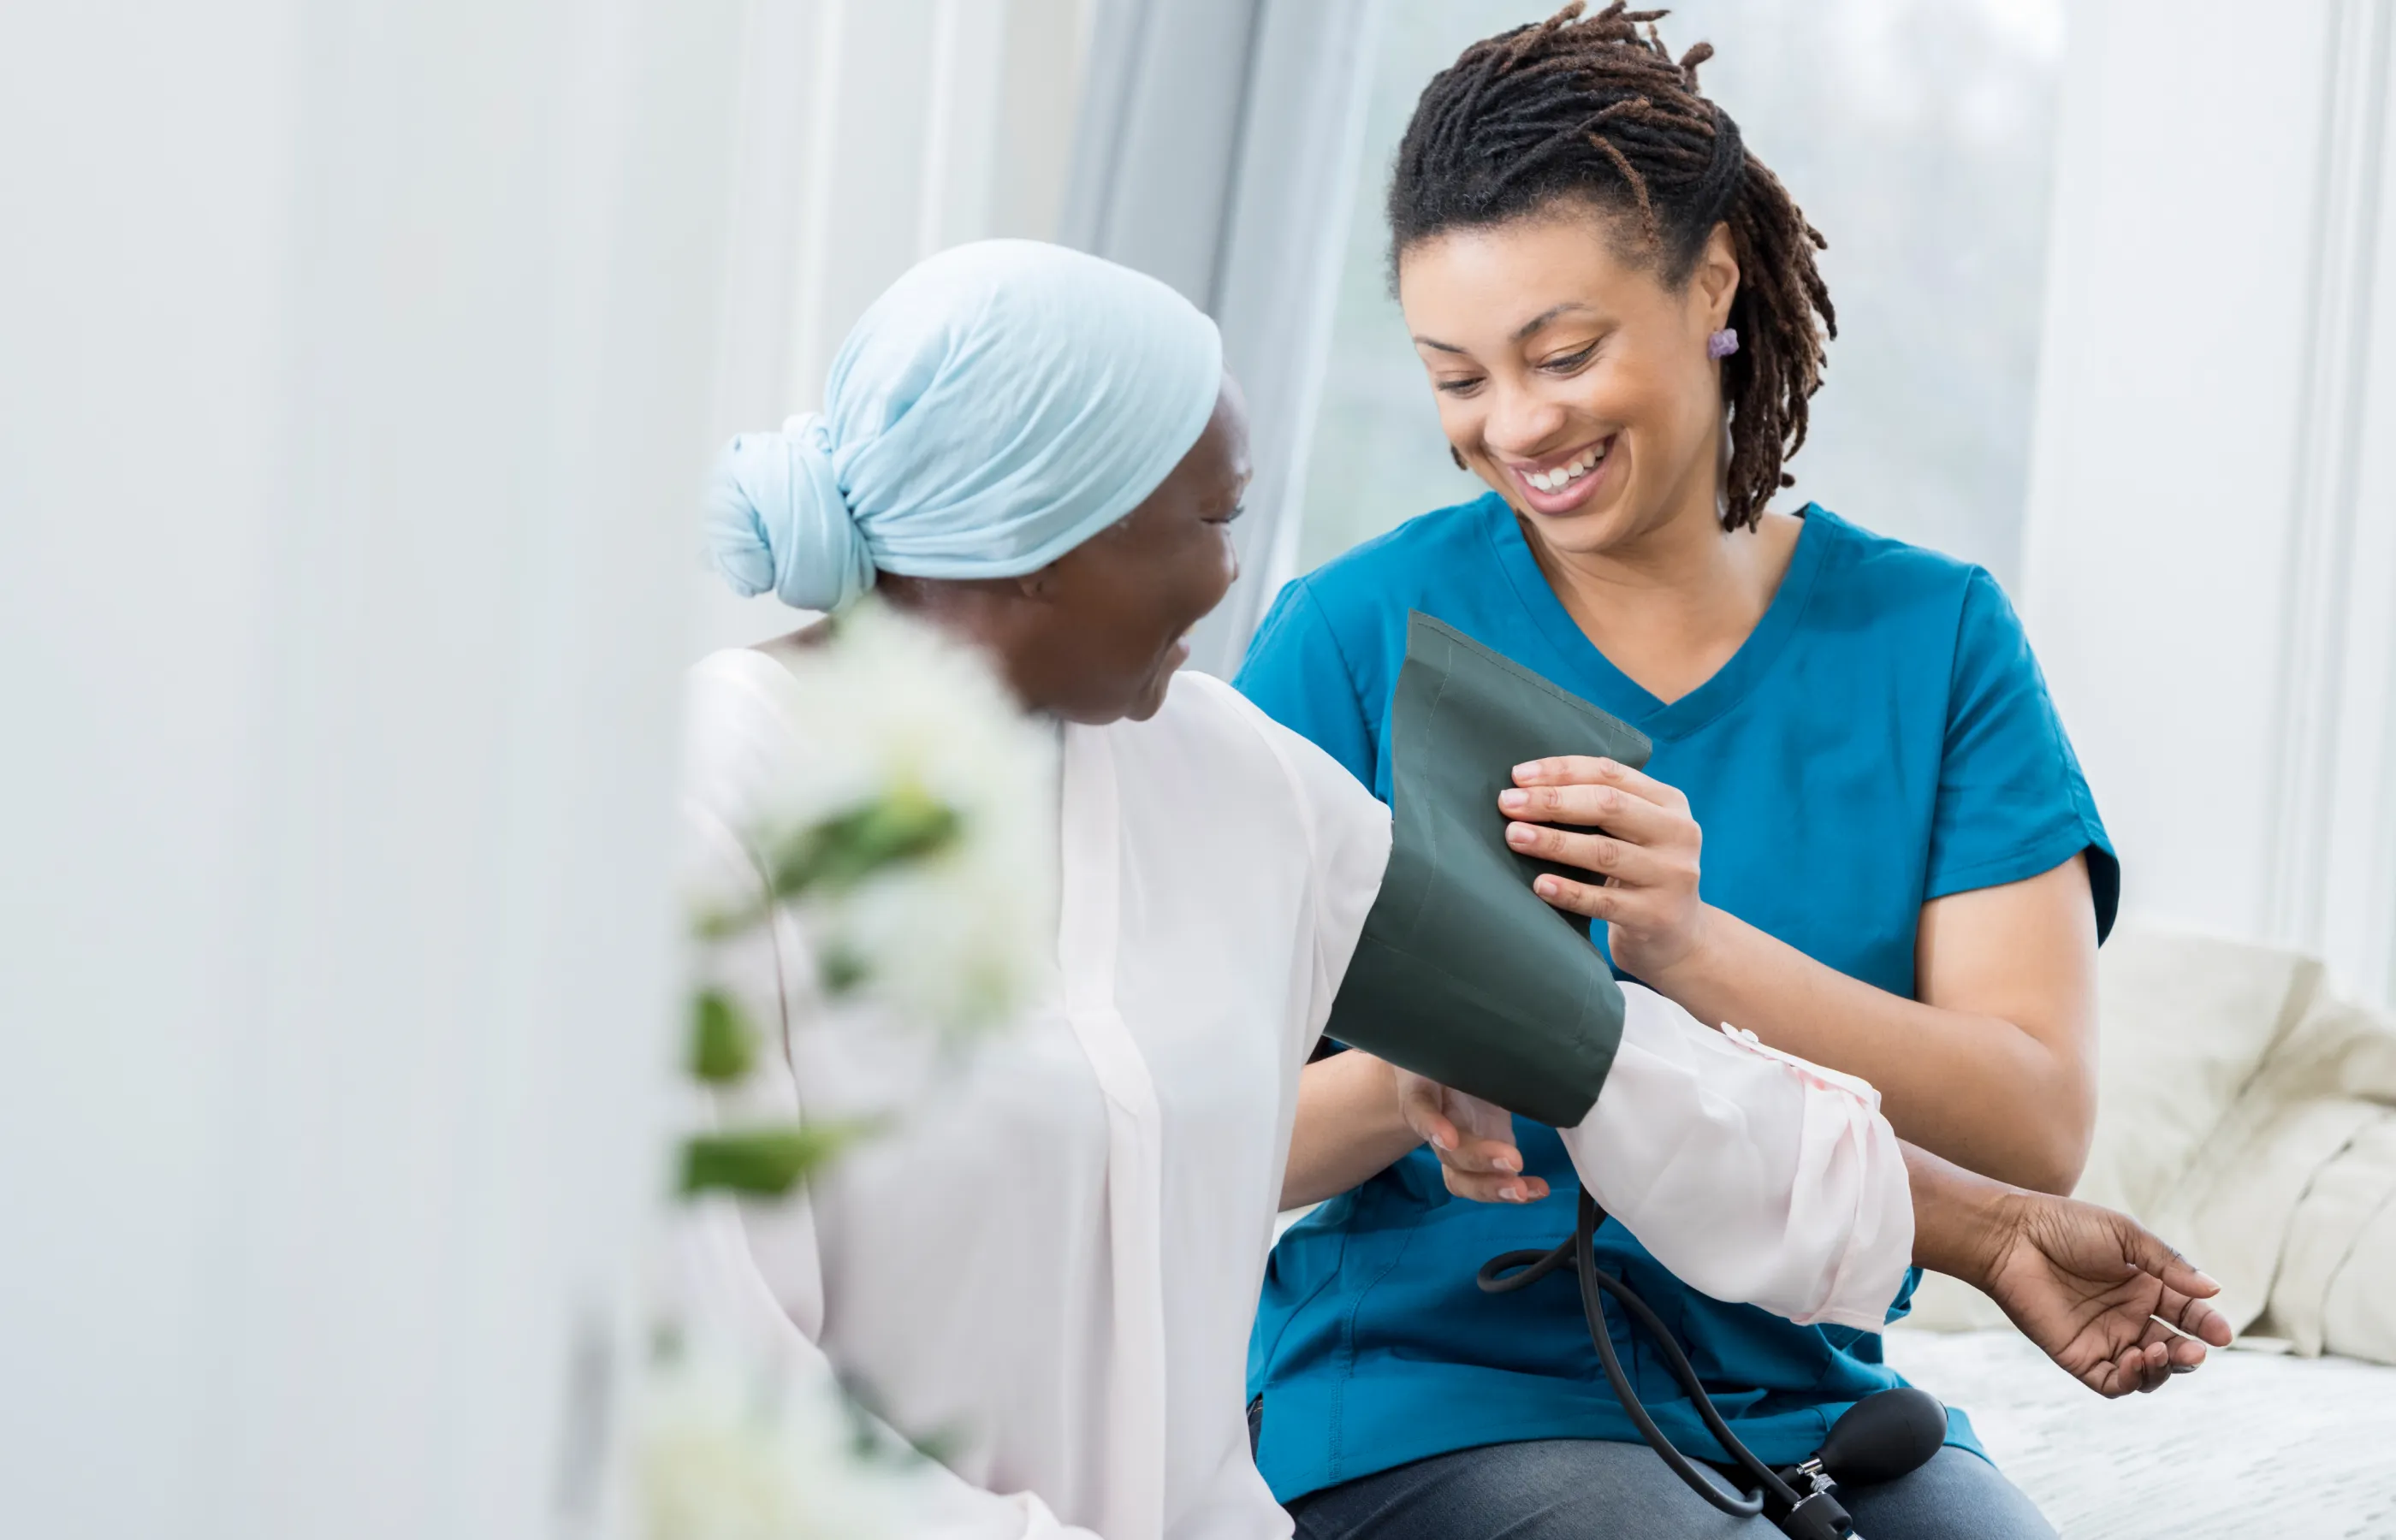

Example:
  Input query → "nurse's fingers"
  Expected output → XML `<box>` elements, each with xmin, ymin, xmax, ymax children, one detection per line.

<box><xmin>1513</xmin><ymin>756</ymin><xmax>1691</xmax><ymax>814</ymax></box>
<box><xmin>1526</xmin><ymin>862</ymin><xmax>1699</xmax><ymax>933</ymax></box>
<box><xmin>1395</xmin><ymin>1074</ymin><xmax>1519</xmax><ymax>1164</ymax></box>
<box><xmin>1443</xmin><ymin>1166</ymin><xmax>1551</xmax><ymax>1205</ymax></box>
<box><xmin>1531</xmin><ymin>871</ymin><xmax>1628</xmax><ymax>921</ymax></box>
<box><xmin>1394</xmin><ymin>1073</ymin><xmax>1462</xmax><ymax>1153</ymax></box>
<box><xmin>1392</xmin><ymin>1075</ymin><xmax>1542</xmax><ymax>1202</ymax></box>
<box><xmin>1399</xmin><ymin>1086</ymin><xmax>1521</xmax><ymax>1176</ymax></box>
<box><xmin>1498</xmin><ymin>781</ymin><xmax>1687</xmax><ymax>844</ymax></box>
<box><xmin>1505</xmin><ymin>821</ymin><xmax>1689</xmax><ymax>891</ymax></box>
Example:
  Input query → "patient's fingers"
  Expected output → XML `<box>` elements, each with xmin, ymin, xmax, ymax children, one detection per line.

<box><xmin>2132</xmin><ymin>1340</ymin><xmax>2172</xmax><ymax>1394</ymax></box>
<box><xmin>2091</xmin><ymin>1308</ymin><xmax>2213</xmax><ymax>1397</ymax></box>
<box><xmin>2112</xmin><ymin>1217</ymin><xmax>2221</xmax><ymax>1301</ymax></box>
<box><xmin>2156</xmin><ymin>1284</ymin><xmax>2233</xmax><ymax>1348</ymax></box>
<box><xmin>2094</xmin><ymin>1339</ymin><xmax>2171</xmax><ymax>1397</ymax></box>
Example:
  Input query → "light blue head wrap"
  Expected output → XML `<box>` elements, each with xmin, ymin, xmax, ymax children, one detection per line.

<box><xmin>704</xmin><ymin>240</ymin><xmax>1225</xmax><ymax>613</ymax></box>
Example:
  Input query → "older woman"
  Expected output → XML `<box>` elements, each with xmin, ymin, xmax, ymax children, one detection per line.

<box><xmin>681</xmin><ymin>240</ymin><xmax>2224</xmax><ymax>1540</ymax></box>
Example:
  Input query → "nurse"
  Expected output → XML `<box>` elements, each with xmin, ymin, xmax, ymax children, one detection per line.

<box><xmin>1242</xmin><ymin>8</ymin><xmax>2120</xmax><ymax>1539</ymax></box>
<box><xmin>685</xmin><ymin>239</ymin><xmax>2221</xmax><ymax>1540</ymax></box>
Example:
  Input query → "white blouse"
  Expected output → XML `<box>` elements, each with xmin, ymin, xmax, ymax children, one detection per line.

<box><xmin>678</xmin><ymin>652</ymin><xmax>1387</xmax><ymax>1540</ymax></box>
<box><xmin>675</xmin><ymin>647</ymin><xmax>1913</xmax><ymax>1540</ymax></box>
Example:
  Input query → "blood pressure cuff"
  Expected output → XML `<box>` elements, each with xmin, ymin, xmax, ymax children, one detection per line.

<box><xmin>1324</xmin><ymin>612</ymin><xmax>1652</xmax><ymax>1128</ymax></box>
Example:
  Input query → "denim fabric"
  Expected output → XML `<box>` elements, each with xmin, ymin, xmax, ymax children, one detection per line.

<box><xmin>1285</xmin><ymin>1439</ymin><xmax>2056</xmax><ymax>1540</ymax></box>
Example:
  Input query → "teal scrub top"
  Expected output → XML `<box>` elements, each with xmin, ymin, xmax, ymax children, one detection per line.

<box><xmin>1235</xmin><ymin>496</ymin><xmax>2117</xmax><ymax>1502</ymax></box>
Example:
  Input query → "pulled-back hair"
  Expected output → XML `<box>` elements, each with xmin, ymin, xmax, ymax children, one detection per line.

<box><xmin>1389</xmin><ymin>2</ymin><xmax>1834</xmax><ymax>530</ymax></box>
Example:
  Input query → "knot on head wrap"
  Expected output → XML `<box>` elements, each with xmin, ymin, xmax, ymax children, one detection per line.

<box><xmin>704</xmin><ymin>414</ymin><xmax>876</xmax><ymax>612</ymax></box>
<box><xmin>703</xmin><ymin>240</ymin><xmax>1225</xmax><ymax>613</ymax></box>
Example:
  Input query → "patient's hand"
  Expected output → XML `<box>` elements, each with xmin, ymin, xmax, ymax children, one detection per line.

<box><xmin>1394</xmin><ymin>1070</ymin><xmax>1548</xmax><ymax>1205</ymax></box>
<box><xmin>1976</xmin><ymin>1191</ymin><xmax>2235</xmax><ymax>1396</ymax></box>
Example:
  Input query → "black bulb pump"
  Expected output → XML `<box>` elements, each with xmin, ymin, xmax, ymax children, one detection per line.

<box><xmin>1478</xmin><ymin>1191</ymin><xmax>1946</xmax><ymax>1538</ymax></box>
<box><xmin>1818</xmin><ymin>1386</ymin><xmax>1949</xmax><ymax>1487</ymax></box>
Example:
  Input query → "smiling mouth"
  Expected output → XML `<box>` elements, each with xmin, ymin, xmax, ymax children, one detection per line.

<box><xmin>1513</xmin><ymin>436</ymin><xmax>1613</xmax><ymax>495</ymax></box>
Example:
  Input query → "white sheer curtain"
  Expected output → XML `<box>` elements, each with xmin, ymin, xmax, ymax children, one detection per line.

<box><xmin>1</xmin><ymin>5</ymin><xmax>747</xmax><ymax>1536</ymax></box>
<box><xmin>1064</xmin><ymin>0</ymin><xmax>1384</xmax><ymax>677</ymax></box>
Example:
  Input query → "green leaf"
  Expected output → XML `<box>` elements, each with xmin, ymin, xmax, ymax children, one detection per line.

<box><xmin>687</xmin><ymin>989</ymin><xmax>756</xmax><ymax>1084</ymax></box>
<box><xmin>836</xmin><ymin>1372</ymin><xmax>962</xmax><ymax>1469</ymax></box>
<box><xmin>817</xmin><ymin>941</ymin><xmax>870</xmax><ymax>997</ymax></box>
<box><xmin>677</xmin><ymin>1120</ymin><xmax>878</xmax><ymax>1198</ymax></box>
<box><xmin>689</xmin><ymin>785</ymin><xmax>968</xmax><ymax>945</ymax></box>
<box><xmin>767</xmin><ymin>785</ymin><xmax>964</xmax><ymax>900</ymax></box>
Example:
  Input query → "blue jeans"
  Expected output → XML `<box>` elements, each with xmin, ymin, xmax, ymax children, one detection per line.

<box><xmin>1284</xmin><ymin>1438</ymin><xmax>2057</xmax><ymax>1540</ymax></box>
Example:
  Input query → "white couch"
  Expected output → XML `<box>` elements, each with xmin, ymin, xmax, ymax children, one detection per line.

<box><xmin>1905</xmin><ymin>922</ymin><xmax>2396</xmax><ymax>1357</ymax></box>
<box><xmin>1895</xmin><ymin>924</ymin><xmax>2396</xmax><ymax>1536</ymax></box>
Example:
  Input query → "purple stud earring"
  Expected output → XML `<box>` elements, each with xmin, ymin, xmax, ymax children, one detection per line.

<box><xmin>1706</xmin><ymin>327</ymin><xmax>1740</xmax><ymax>360</ymax></box>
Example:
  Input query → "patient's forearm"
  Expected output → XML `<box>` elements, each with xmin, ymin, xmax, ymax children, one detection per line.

<box><xmin>1281</xmin><ymin>1050</ymin><xmax>1418</xmax><ymax>1209</ymax></box>
<box><xmin>1556</xmin><ymin>985</ymin><xmax>1915</xmax><ymax>1330</ymax></box>
<box><xmin>1903</xmin><ymin>1140</ymin><xmax>2020</xmax><ymax>1287</ymax></box>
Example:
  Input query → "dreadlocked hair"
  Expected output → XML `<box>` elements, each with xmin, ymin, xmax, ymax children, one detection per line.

<box><xmin>1389</xmin><ymin>2</ymin><xmax>1834</xmax><ymax>531</ymax></box>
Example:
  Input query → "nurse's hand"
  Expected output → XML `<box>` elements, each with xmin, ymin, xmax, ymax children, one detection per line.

<box><xmin>1498</xmin><ymin>756</ymin><xmax>1711</xmax><ymax>977</ymax></box>
<box><xmin>1394</xmin><ymin>1070</ymin><xmax>1549</xmax><ymax>1205</ymax></box>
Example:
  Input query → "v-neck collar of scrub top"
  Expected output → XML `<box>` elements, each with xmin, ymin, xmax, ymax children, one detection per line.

<box><xmin>1483</xmin><ymin>497</ymin><xmax>1833</xmax><ymax>745</ymax></box>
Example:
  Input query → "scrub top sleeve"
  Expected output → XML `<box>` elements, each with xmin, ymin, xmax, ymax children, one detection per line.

<box><xmin>1233</xmin><ymin>578</ymin><xmax>1379</xmax><ymax>792</ymax></box>
<box><xmin>1925</xmin><ymin>567</ymin><xmax>2120</xmax><ymax>939</ymax></box>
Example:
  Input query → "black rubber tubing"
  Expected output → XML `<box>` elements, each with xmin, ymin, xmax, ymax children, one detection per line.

<box><xmin>1476</xmin><ymin>1188</ymin><xmax>1809</xmax><ymax>1519</ymax></box>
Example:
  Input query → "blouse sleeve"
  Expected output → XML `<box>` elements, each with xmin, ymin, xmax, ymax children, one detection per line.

<box><xmin>1206</xmin><ymin>674</ymin><xmax>1392</xmax><ymax>1068</ymax></box>
<box><xmin>673</xmin><ymin>660</ymin><xmax>1106</xmax><ymax>1540</ymax></box>
<box><xmin>1552</xmin><ymin>986</ymin><xmax>1915</xmax><ymax>1332</ymax></box>
<box><xmin>1926</xmin><ymin>569</ymin><xmax>2120</xmax><ymax>938</ymax></box>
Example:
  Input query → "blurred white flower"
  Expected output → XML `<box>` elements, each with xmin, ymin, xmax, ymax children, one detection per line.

<box><xmin>751</xmin><ymin>599</ymin><xmax>1059</xmax><ymax>1037</ymax></box>
<box><xmin>643</xmin><ymin>601</ymin><xmax>1053</xmax><ymax>1531</ymax></box>
<box><xmin>637</xmin><ymin>1342</ymin><xmax>899</xmax><ymax>1540</ymax></box>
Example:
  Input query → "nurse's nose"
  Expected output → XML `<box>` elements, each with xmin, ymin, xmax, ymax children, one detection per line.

<box><xmin>1480</xmin><ymin>382</ymin><xmax>1572</xmax><ymax>459</ymax></box>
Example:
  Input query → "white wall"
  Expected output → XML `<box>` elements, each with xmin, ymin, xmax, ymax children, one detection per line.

<box><xmin>0</xmin><ymin>3</ymin><xmax>748</xmax><ymax>1536</ymax></box>
<box><xmin>692</xmin><ymin>0</ymin><xmax>1096</xmax><ymax>655</ymax></box>
<box><xmin>2023</xmin><ymin>0</ymin><xmax>2396</xmax><ymax>1003</ymax></box>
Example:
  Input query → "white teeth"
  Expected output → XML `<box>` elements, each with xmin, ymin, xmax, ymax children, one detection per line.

<box><xmin>1526</xmin><ymin>441</ymin><xmax>1607</xmax><ymax>494</ymax></box>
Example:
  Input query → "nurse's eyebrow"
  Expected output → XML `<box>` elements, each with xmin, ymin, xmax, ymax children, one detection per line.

<box><xmin>1410</xmin><ymin>302</ymin><xmax>1596</xmax><ymax>354</ymax></box>
<box><xmin>1508</xmin><ymin>302</ymin><xmax>1594</xmax><ymax>341</ymax></box>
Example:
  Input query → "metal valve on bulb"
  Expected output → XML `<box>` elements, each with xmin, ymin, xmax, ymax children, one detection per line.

<box><xmin>1763</xmin><ymin>1386</ymin><xmax>1950</xmax><ymax>1538</ymax></box>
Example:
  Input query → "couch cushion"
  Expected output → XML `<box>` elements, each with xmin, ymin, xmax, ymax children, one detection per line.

<box><xmin>2073</xmin><ymin>923</ymin><xmax>2320</xmax><ymax>1219</ymax></box>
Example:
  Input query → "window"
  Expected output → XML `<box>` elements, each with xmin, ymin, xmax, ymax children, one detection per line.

<box><xmin>1294</xmin><ymin>0</ymin><xmax>2066</xmax><ymax>589</ymax></box>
